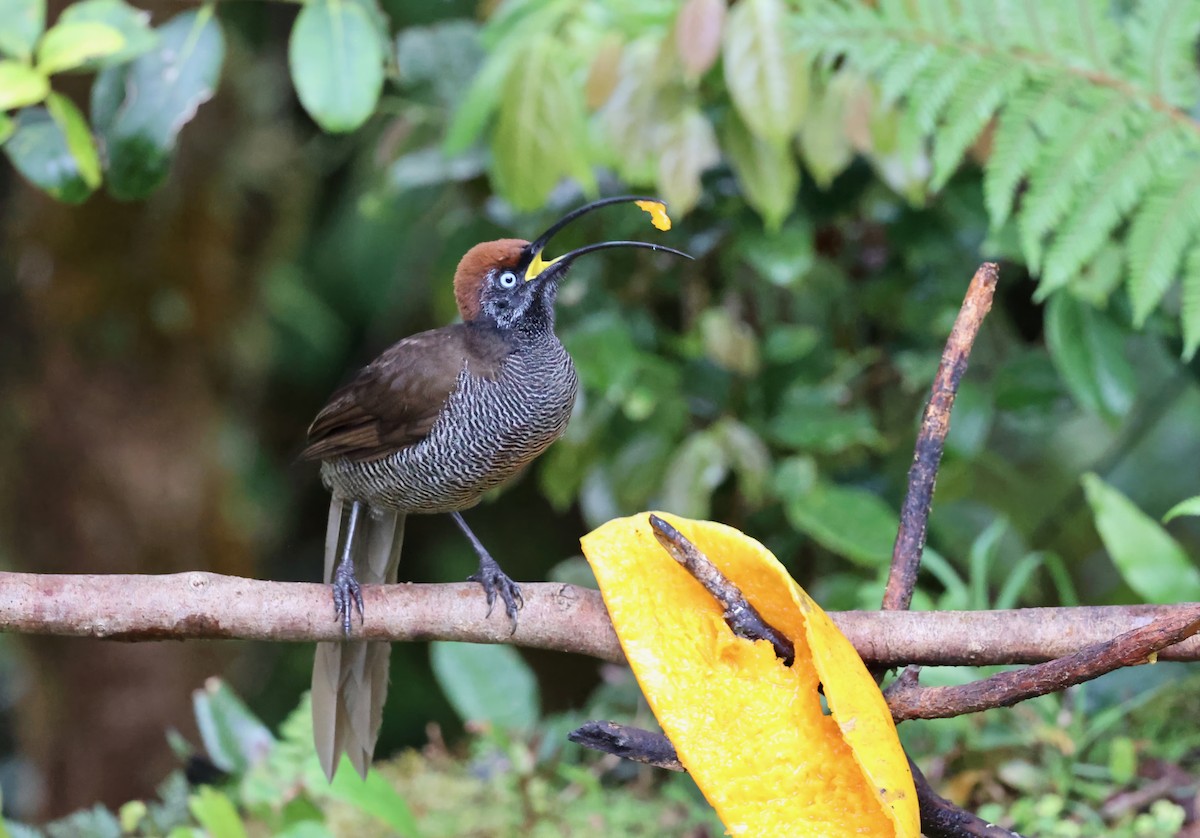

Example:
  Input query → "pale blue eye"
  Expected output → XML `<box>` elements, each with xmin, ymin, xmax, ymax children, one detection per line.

<box><xmin>498</xmin><ymin>270</ymin><xmax>518</xmax><ymax>289</ymax></box>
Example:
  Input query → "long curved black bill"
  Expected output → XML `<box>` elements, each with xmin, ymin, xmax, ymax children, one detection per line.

<box><xmin>527</xmin><ymin>195</ymin><xmax>661</xmax><ymax>256</ymax></box>
<box><xmin>524</xmin><ymin>196</ymin><xmax>690</xmax><ymax>281</ymax></box>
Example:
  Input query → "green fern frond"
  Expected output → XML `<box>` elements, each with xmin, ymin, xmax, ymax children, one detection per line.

<box><xmin>1183</xmin><ymin>242</ymin><xmax>1200</xmax><ymax>361</ymax></box>
<box><xmin>1019</xmin><ymin>93</ymin><xmax>1132</xmax><ymax>276</ymax></box>
<box><xmin>1127</xmin><ymin>162</ymin><xmax>1200</xmax><ymax>326</ymax></box>
<box><xmin>1123</xmin><ymin>1</ymin><xmax>1200</xmax><ymax>107</ymax></box>
<box><xmin>930</xmin><ymin>58</ymin><xmax>1025</xmax><ymax>191</ymax></box>
<box><xmin>795</xmin><ymin>0</ymin><xmax>1200</xmax><ymax>335</ymax></box>
<box><xmin>1040</xmin><ymin>123</ymin><xmax>1187</xmax><ymax>293</ymax></box>
<box><xmin>982</xmin><ymin>78</ymin><xmax>1076</xmax><ymax>226</ymax></box>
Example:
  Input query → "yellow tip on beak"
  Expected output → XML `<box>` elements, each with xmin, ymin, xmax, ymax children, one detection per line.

<box><xmin>525</xmin><ymin>248</ymin><xmax>562</xmax><ymax>282</ymax></box>
<box><xmin>635</xmin><ymin>200</ymin><xmax>671</xmax><ymax>231</ymax></box>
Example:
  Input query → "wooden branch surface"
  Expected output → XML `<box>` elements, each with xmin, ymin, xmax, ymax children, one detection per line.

<box><xmin>883</xmin><ymin>262</ymin><xmax>999</xmax><ymax>612</ymax></box>
<box><xmin>3</xmin><ymin>572</ymin><xmax>1199</xmax><ymax>667</ymax></box>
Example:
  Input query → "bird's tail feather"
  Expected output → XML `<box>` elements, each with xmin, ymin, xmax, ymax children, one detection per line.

<box><xmin>312</xmin><ymin>498</ymin><xmax>404</xmax><ymax>780</ymax></box>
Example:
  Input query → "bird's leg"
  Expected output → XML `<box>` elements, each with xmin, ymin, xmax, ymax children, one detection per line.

<box><xmin>332</xmin><ymin>500</ymin><xmax>366</xmax><ymax>635</ymax></box>
<box><xmin>452</xmin><ymin>511</ymin><xmax>523</xmax><ymax>623</ymax></box>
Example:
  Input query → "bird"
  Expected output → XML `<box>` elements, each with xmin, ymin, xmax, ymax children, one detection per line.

<box><xmin>301</xmin><ymin>195</ymin><xmax>690</xmax><ymax>780</ymax></box>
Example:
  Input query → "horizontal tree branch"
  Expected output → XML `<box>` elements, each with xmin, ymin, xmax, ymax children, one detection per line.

<box><xmin>886</xmin><ymin>603</ymin><xmax>1200</xmax><ymax>721</ymax></box>
<box><xmin>2</xmin><ymin>571</ymin><xmax>1199</xmax><ymax>667</ymax></box>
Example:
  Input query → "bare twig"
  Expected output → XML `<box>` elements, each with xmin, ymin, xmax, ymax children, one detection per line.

<box><xmin>568</xmin><ymin>721</ymin><xmax>684</xmax><ymax>772</ymax></box>
<box><xmin>648</xmin><ymin>514</ymin><xmax>794</xmax><ymax>664</ymax></box>
<box><xmin>886</xmin><ymin>603</ymin><xmax>1200</xmax><ymax>721</ymax></box>
<box><xmin>3</xmin><ymin>572</ymin><xmax>1199</xmax><ymax>666</ymax></box>
<box><xmin>568</xmin><ymin>721</ymin><xmax>1018</xmax><ymax>837</ymax></box>
<box><xmin>882</xmin><ymin>263</ymin><xmax>999</xmax><ymax>612</ymax></box>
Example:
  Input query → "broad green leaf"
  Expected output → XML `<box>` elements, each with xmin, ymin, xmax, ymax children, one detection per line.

<box><xmin>1164</xmin><ymin>495</ymin><xmax>1200</xmax><ymax>524</ymax></box>
<box><xmin>91</xmin><ymin>8</ymin><xmax>224</xmax><ymax>199</ymax></box>
<box><xmin>117</xmin><ymin>801</ymin><xmax>147</xmax><ymax>834</ymax></box>
<box><xmin>3</xmin><ymin>107</ymin><xmax>93</xmax><ymax>201</ymax></box>
<box><xmin>721</xmin><ymin>110</ymin><xmax>798</xmax><ymax>231</ymax></box>
<box><xmin>188</xmin><ymin>787</ymin><xmax>246</xmax><ymax>838</ymax></box>
<box><xmin>59</xmin><ymin>0</ymin><xmax>157</xmax><ymax>67</ymax></box>
<box><xmin>722</xmin><ymin>0</ymin><xmax>807</xmax><ymax>143</ymax></box>
<box><xmin>395</xmin><ymin>20</ymin><xmax>482</xmax><ymax>108</ymax></box>
<box><xmin>1082</xmin><ymin>473</ymin><xmax>1200</xmax><ymax>603</ymax></box>
<box><xmin>0</xmin><ymin>112</ymin><xmax>13</xmax><ymax>144</ymax></box>
<box><xmin>737</xmin><ymin>218</ymin><xmax>815</xmax><ymax>287</ymax></box>
<box><xmin>699</xmin><ymin>307</ymin><xmax>760</xmax><ymax>375</ymax></box>
<box><xmin>36</xmin><ymin>20</ymin><xmax>125</xmax><ymax>75</ymax></box>
<box><xmin>326</xmin><ymin>763</ymin><xmax>420</xmax><ymax>837</ymax></box>
<box><xmin>430</xmin><ymin>641</ymin><xmax>539</xmax><ymax>730</ymax></box>
<box><xmin>1044</xmin><ymin>292</ymin><xmax>1135</xmax><ymax>421</ymax></box>
<box><xmin>798</xmin><ymin>74</ymin><xmax>856</xmax><ymax>189</ymax></box>
<box><xmin>0</xmin><ymin>0</ymin><xmax>44</xmax><ymax>61</ymax></box>
<box><xmin>659</xmin><ymin>430</ymin><xmax>727</xmax><ymax>518</ymax></box>
<box><xmin>276</xmin><ymin>825</ymin><xmax>335</xmax><ymax>838</ymax></box>
<box><xmin>39</xmin><ymin>805</ymin><xmax>121</xmax><ymax>838</ymax></box>
<box><xmin>45</xmin><ymin>92</ymin><xmax>99</xmax><ymax>188</ymax></box>
<box><xmin>656</xmin><ymin>106</ymin><xmax>718</xmax><ymax>214</ymax></box>
<box><xmin>675</xmin><ymin>0</ymin><xmax>724</xmax><ymax>80</ymax></box>
<box><xmin>490</xmin><ymin>34</ymin><xmax>594</xmax><ymax>210</ymax></box>
<box><xmin>782</xmin><ymin>480</ymin><xmax>898</xmax><ymax>568</ymax></box>
<box><xmin>0</xmin><ymin>59</ymin><xmax>48</xmax><ymax>109</ymax></box>
<box><xmin>288</xmin><ymin>0</ymin><xmax>384</xmax><ymax>133</ymax></box>
<box><xmin>192</xmin><ymin>678</ymin><xmax>275</xmax><ymax>774</ymax></box>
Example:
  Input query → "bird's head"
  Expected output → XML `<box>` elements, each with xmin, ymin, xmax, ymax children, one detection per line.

<box><xmin>453</xmin><ymin>196</ymin><xmax>690</xmax><ymax>330</ymax></box>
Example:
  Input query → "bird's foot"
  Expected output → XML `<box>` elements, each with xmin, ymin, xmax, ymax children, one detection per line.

<box><xmin>332</xmin><ymin>560</ymin><xmax>364</xmax><ymax>636</ymax></box>
<box><xmin>468</xmin><ymin>555</ymin><xmax>523</xmax><ymax>626</ymax></box>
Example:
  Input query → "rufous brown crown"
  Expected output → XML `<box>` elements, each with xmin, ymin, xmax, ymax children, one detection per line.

<box><xmin>453</xmin><ymin>238</ymin><xmax>529</xmax><ymax>322</ymax></box>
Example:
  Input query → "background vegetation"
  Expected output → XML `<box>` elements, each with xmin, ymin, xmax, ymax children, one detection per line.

<box><xmin>1</xmin><ymin>0</ymin><xmax>1200</xmax><ymax>834</ymax></box>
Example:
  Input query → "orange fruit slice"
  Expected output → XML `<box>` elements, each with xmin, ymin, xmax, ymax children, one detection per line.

<box><xmin>581</xmin><ymin>512</ymin><xmax>918</xmax><ymax>838</ymax></box>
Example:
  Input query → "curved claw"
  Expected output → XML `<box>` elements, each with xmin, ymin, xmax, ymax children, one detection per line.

<box><xmin>332</xmin><ymin>563</ymin><xmax>364</xmax><ymax>636</ymax></box>
<box><xmin>468</xmin><ymin>558</ymin><xmax>524</xmax><ymax>630</ymax></box>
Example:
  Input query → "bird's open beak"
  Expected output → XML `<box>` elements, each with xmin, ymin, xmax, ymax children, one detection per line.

<box><xmin>523</xmin><ymin>196</ymin><xmax>692</xmax><ymax>282</ymax></box>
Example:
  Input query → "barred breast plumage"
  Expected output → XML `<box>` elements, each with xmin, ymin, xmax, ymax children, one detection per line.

<box><xmin>320</xmin><ymin>332</ymin><xmax>577</xmax><ymax>513</ymax></box>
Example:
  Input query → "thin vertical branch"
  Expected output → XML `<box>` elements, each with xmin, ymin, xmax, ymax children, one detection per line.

<box><xmin>882</xmin><ymin>263</ymin><xmax>1000</xmax><ymax>612</ymax></box>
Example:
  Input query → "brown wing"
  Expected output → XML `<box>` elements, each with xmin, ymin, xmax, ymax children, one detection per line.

<box><xmin>302</xmin><ymin>323</ymin><xmax>511</xmax><ymax>462</ymax></box>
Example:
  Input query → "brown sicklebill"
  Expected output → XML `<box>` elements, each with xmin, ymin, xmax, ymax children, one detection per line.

<box><xmin>301</xmin><ymin>195</ymin><xmax>691</xmax><ymax>780</ymax></box>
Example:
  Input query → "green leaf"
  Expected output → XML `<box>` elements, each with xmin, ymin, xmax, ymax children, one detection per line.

<box><xmin>1183</xmin><ymin>242</ymin><xmax>1200</xmax><ymax>361</ymax></box>
<box><xmin>36</xmin><ymin>20</ymin><xmax>125</xmax><ymax>74</ymax></box>
<box><xmin>429</xmin><ymin>641</ymin><xmax>539</xmax><ymax>730</ymax></box>
<box><xmin>45</xmin><ymin>92</ymin><xmax>99</xmax><ymax>188</ymax></box>
<box><xmin>1127</xmin><ymin>168</ymin><xmax>1200</xmax><ymax>326</ymax></box>
<box><xmin>797</xmin><ymin>74</ymin><xmax>856</xmax><ymax>190</ymax></box>
<box><xmin>188</xmin><ymin>787</ymin><xmax>246</xmax><ymax>838</ymax></box>
<box><xmin>0</xmin><ymin>0</ymin><xmax>45</xmax><ymax>61</ymax></box>
<box><xmin>656</xmin><ymin>106</ymin><xmax>718</xmax><ymax>215</ymax></box>
<box><xmin>288</xmin><ymin>0</ymin><xmax>385</xmax><ymax>133</ymax></box>
<box><xmin>721</xmin><ymin>110</ymin><xmax>797</xmax><ymax>231</ymax></box>
<box><xmin>781</xmin><ymin>479</ymin><xmax>897</xmax><ymax>567</ymax></box>
<box><xmin>490</xmin><ymin>34</ymin><xmax>594</xmax><ymax>210</ymax></box>
<box><xmin>0</xmin><ymin>112</ymin><xmax>12</xmax><ymax>143</ymax></box>
<box><xmin>722</xmin><ymin>0</ymin><xmax>808</xmax><ymax>143</ymax></box>
<box><xmin>1164</xmin><ymin>495</ymin><xmax>1200</xmax><ymax>524</ymax></box>
<box><xmin>191</xmin><ymin>678</ymin><xmax>275</xmax><ymax>774</ymax></box>
<box><xmin>326</xmin><ymin>763</ymin><xmax>420</xmax><ymax>837</ymax></box>
<box><xmin>58</xmin><ymin>0</ymin><xmax>157</xmax><ymax>67</ymax></box>
<box><xmin>1082</xmin><ymin>473</ymin><xmax>1200</xmax><ymax>603</ymax></box>
<box><xmin>675</xmin><ymin>0</ymin><xmax>725</xmax><ymax>80</ymax></box>
<box><xmin>3</xmin><ymin>106</ymin><xmax>93</xmax><ymax>201</ymax></box>
<box><xmin>0</xmin><ymin>59</ymin><xmax>48</xmax><ymax>109</ymax></box>
<box><xmin>91</xmin><ymin>7</ymin><xmax>224</xmax><ymax>200</ymax></box>
<box><xmin>659</xmin><ymin>430</ymin><xmax>727</xmax><ymax>519</ymax></box>
<box><xmin>1043</xmin><ymin>292</ymin><xmax>1135</xmax><ymax>420</ymax></box>
<box><xmin>395</xmin><ymin>20</ymin><xmax>482</xmax><ymax>108</ymax></box>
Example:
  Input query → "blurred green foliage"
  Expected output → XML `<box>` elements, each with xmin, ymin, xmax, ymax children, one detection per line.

<box><xmin>2</xmin><ymin>0</ymin><xmax>1200</xmax><ymax>832</ymax></box>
